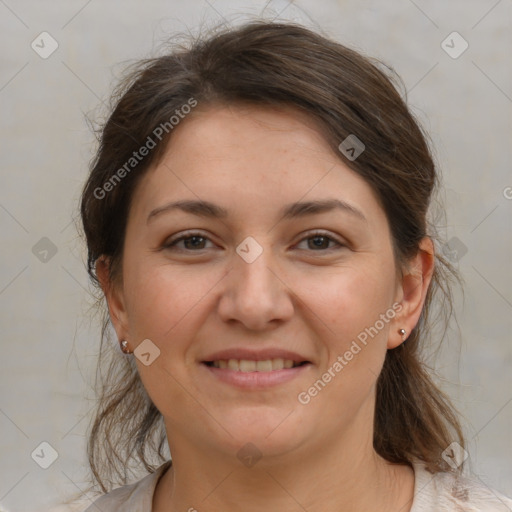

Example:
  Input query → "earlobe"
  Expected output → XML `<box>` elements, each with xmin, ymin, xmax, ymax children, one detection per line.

<box><xmin>95</xmin><ymin>256</ymin><xmax>129</xmax><ymax>342</ymax></box>
<box><xmin>388</xmin><ymin>237</ymin><xmax>435</xmax><ymax>349</ymax></box>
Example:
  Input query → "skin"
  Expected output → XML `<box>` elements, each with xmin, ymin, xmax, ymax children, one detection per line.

<box><xmin>97</xmin><ymin>104</ymin><xmax>434</xmax><ymax>512</ymax></box>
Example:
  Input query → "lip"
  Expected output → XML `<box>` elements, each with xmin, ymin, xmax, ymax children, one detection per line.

<box><xmin>201</xmin><ymin>362</ymin><xmax>312</xmax><ymax>389</ymax></box>
<box><xmin>201</xmin><ymin>348</ymin><xmax>310</xmax><ymax>363</ymax></box>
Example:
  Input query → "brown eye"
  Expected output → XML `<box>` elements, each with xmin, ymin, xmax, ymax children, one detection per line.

<box><xmin>296</xmin><ymin>231</ymin><xmax>344</xmax><ymax>252</ymax></box>
<box><xmin>307</xmin><ymin>235</ymin><xmax>331</xmax><ymax>250</ymax></box>
<box><xmin>163</xmin><ymin>232</ymin><xmax>214</xmax><ymax>251</ymax></box>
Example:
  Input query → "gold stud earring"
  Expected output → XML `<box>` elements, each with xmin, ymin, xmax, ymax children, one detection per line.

<box><xmin>120</xmin><ymin>340</ymin><xmax>132</xmax><ymax>354</ymax></box>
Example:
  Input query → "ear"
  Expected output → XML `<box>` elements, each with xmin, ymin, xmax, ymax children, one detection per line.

<box><xmin>388</xmin><ymin>237</ymin><xmax>435</xmax><ymax>349</ymax></box>
<box><xmin>96</xmin><ymin>256</ymin><xmax>129</xmax><ymax>343</ymax></box>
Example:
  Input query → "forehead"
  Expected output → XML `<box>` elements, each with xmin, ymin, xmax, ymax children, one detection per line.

<box><xmin>175</xmin><ymin>102</ymin><xmax>335</xmax><ymax>151</ymax></box>
<box><xmin>128</xmin><ymin>103</ymin><xmax>386</xmax><ymax>231</ymax></box>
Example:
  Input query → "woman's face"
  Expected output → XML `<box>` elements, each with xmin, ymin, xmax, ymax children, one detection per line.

<box><xmin>103</xmin><ymin>104</ymin><xmax>423</xmax><ymax>462</ymax></box>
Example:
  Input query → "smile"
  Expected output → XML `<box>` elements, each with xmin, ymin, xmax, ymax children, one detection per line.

<box><xmin>201</xmin><ymin>359</ymin><xmax>312</xmax><ymax>389</ymax></box>
<box><xmin>204</xmin><ymin>358</ymin><xmax>308</xmax><ymax>372</ymax></box>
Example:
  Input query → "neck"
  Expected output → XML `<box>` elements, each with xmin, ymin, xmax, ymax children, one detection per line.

<box><xmin>153</xmin><ymin>408</ymin><xmax>415</xmax><ymax>512</ymax></box>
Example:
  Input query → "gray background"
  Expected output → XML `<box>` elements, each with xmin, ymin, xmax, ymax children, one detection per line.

<box><xmin>0</xmin><ymin>1</ymin><xmax>511</xmax><ymax>510</ymax></box>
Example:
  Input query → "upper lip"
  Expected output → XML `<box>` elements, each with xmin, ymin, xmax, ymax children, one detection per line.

<box><xmin>202</xmin><ymin>348</ymin><xmax>311</xmax><ymax>363</ymax></box>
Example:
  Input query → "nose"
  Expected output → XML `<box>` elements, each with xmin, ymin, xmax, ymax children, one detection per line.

<box><xmin>217</xmin><ymin>242</ymin><xmax>294</xmax><ymax>331</ymax></box>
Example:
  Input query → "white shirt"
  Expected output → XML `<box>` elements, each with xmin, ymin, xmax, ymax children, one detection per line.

<box><xmin>84</xmin><ymin>460</ymin><xmax>512</xmax><ymax>511</ymax></box>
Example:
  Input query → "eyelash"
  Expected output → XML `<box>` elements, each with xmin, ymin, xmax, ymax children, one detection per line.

<box><xmin>163</xmin><ymin>230</ymin><xmax>345</xmax><ymax>253</ymax></box>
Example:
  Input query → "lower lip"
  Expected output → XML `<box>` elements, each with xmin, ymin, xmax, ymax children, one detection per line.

<box><xmin>201</xmin><ymin>363</ymin><xmax>312</xmax><ymax>389</ymax></box>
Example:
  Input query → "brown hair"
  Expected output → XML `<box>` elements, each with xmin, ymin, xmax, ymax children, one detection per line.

<box><xmin>80</xmin><ymin>20</ymin><xmax>465</xmax><ymax>493</ymax></box>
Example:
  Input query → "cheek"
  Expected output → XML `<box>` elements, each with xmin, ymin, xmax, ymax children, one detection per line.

<box><xmin>305</xmin><ymin>259</ymin><xmax>397</xmax><ymax>341</ymax></box>
<box><xmin>123</xmin><ymin>261</ymin><xmax>218</xmax><ymax>413</ymax></box>
<box><xmin>123</xmin><ymin>257</ymin><xmax>220</xmax><ymax>347</ymax></box>
<box><xmin>296</xmin><ymin>264</ymin><xmax>396</xmax><ymax>423</ymax></box>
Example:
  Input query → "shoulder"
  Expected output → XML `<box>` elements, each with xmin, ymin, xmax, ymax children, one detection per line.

<box><xmin>83</xmin><ymin>461</ymin><xmax>172</xmax><ymax>512</ymax></box>
<box><xmin>412</xmin><ymin>461</ymin><xmax>512</xmax><ymax>511</ymax></box>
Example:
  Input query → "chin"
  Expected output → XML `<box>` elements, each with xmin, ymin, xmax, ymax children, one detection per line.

<box><xmin>213</xmin><ymin>406</ymin><xmax>307</xmax><ymax>457</ymax></box>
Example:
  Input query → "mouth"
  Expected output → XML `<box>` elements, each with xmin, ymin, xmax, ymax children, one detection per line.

<box><xmin>200</xmin><ymin>357</ymin><xmax>312</xmax><ymax>389</ymax></box>
<box><xmin>202</xmin><ymin>358</ymin><xmax>310</xmax><ymax>372</ymax></box>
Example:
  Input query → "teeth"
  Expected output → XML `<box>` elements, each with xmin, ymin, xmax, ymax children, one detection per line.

<box><xmin>210</xmin><ymin>358</ymin><xmax>303</xmax><ymax>372</ymax></box>
<box><xmin>227</xmin><ymin>359</ymin><xmax>239</xmax><ymax>370</ymax></box>
<box><xmin>256</xmin><ymin>360</ymin><xmax>273</xmax><ymax>371</ymax></box>
<box><xmin>272</xmin><ymin>358</ymin><xmax>284</xmax><ymax>370</ymax></box>
<box><xmin>239</xmin><ymin>360</ymin><xmax>256</xmax><ymax>372</ymax></box>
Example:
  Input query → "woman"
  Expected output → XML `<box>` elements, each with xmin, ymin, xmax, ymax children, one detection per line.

<box><xmin>80</xmin><ymin>20</ymin><xmax>512</xmax><ymax>511</ymax></box>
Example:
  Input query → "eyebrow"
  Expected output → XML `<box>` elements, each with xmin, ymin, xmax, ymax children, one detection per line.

<box><xmin>147</xmin><ymin>198</ymin><xmax>367</xmax><ymax>224</ymax></box>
